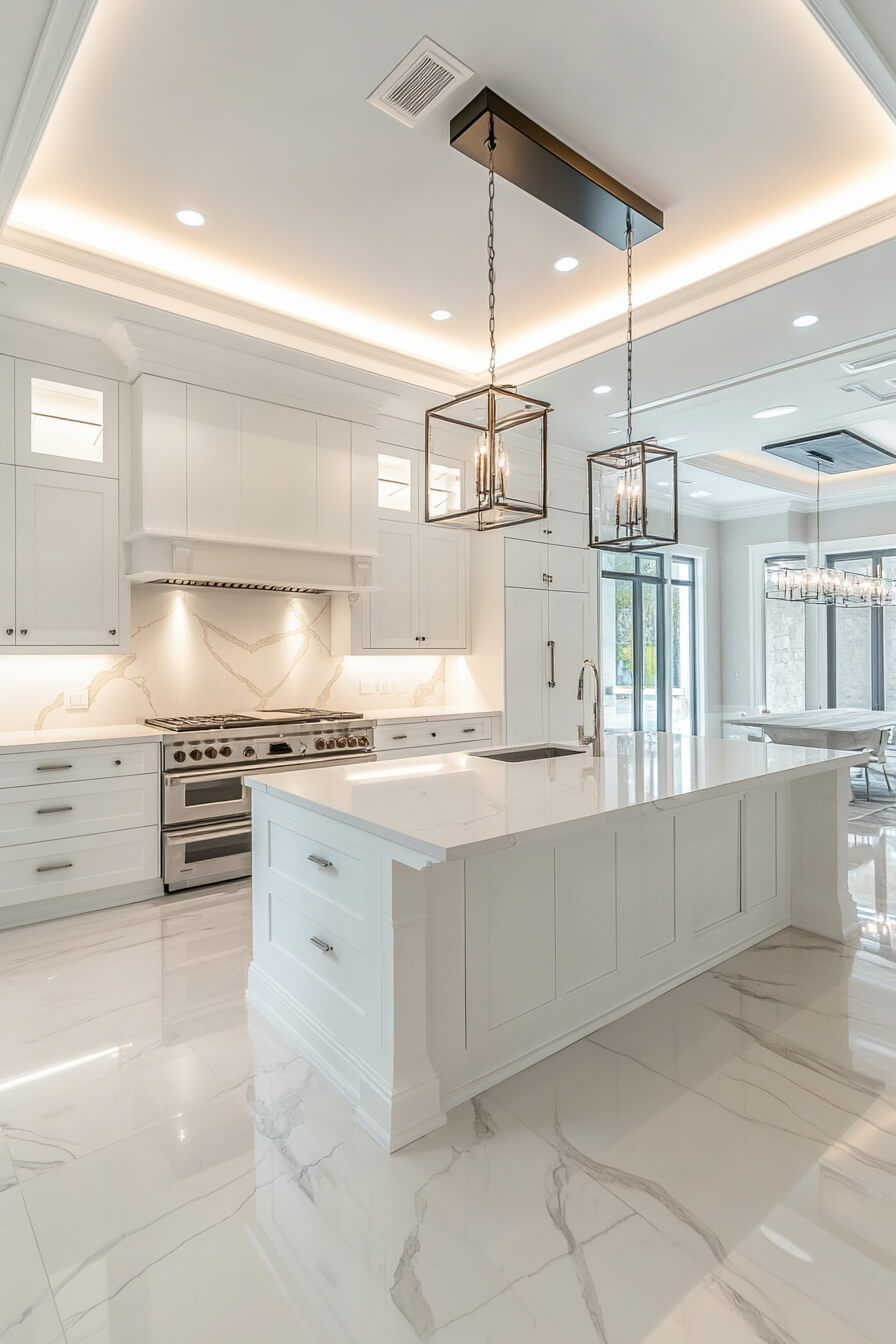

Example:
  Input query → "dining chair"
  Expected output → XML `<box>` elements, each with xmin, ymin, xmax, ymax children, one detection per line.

<box><xmin>857</xmin><ymin>728</ymin><xmax>894</xmax><ymax>800</ymax></box>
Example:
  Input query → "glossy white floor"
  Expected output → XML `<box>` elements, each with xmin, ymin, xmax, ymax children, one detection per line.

<box><xmin>2</xmin><ymin>807</ymin><xmax>896</xmax><ymax>1343</ymax></box>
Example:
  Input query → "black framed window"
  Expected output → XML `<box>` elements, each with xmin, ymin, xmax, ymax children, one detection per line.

<box><xmin>826</xmin><ymin>549</ymin><xmax>896</xmax><ymax>709</ymax></box>
<box><xmin>600</xmin><ymin>554</ymin><xmax>697</xmax><ymax>734</ymax></box>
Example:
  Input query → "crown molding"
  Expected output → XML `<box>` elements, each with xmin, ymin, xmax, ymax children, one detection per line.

<box><xmin>103</xmin><ymin>319</ymin><xmax>401</xmax><ymax>423</ymax></box>
<box><xmin>0</xmin><ymin>1</ymin><xmax>98</xmax><ymax>227</ymax></box>
<box><xmin>0</xmin><ymin>230</ymin><xmax>468</xmax><ymax>396</ymax></box>
<box><xmin>502</xmin><ymin>192</ymin><xmax>896</xmax><ymax>386</ymax></box>
<box><xmin>802</xmin><ymin>0</ymin><xmax>896</xmax><ymax>124</ymax></box>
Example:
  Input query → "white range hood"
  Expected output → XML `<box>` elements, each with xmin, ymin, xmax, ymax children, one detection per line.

<box><xmin>127</xmin><ymin>535</ymin><xmax>375</xmax><ymax>594</ymax></box>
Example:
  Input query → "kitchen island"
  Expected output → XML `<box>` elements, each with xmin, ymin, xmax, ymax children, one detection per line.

<box><xmin>247</xmin><ymin>732</ymin><xmax>865</xmax><ymax>1150</ymax></box>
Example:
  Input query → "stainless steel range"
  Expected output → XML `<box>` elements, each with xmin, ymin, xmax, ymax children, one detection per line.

<box><xmin>145</xmin><ymin>709</ymin><xmax>375</xmax><ymax>891</ymax></box>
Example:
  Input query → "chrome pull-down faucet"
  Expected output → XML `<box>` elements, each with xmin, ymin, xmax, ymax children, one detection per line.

<box><xmin>576</xmin><ymin>659</ymin><xmax>605</xmax><ymax>757</ymax></box>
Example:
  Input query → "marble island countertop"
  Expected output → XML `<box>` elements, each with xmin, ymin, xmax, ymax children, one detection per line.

<box><xmin>247</xmin><ymin>731</ymin><xmax>867</xmax><ymax>862</ymax></box>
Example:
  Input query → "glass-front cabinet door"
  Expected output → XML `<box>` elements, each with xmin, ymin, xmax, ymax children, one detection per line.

<box><xmin>377</xmin><ymin>443</ymin><xmax>465</xmax><ymax>521</ymax></box>
<box><xmin>15</xmin><ymin>361</ymin><xmax>119</xmax><ymax>477</ymax></box>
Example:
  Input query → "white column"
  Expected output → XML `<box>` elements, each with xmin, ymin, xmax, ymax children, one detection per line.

<box><xmin>790</xmin><ymin>766</ymin><xmax>858</xmax><ymax>944</ymax></box>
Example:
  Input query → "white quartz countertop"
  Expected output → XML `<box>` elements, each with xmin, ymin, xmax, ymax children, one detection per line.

<box><xmin>370</xmin><ymin>707</ymin><xmax>501</xmax><ymax>722</ymax></box>
<box><xmin>248</xmin><ymin>732</ymin><xmax>866</xmax><ymax>862</ymax></box>
<box><xmin>0</xmin><ymin>723</ymin><xmax>163</xmax><ymax>753</ymax></box>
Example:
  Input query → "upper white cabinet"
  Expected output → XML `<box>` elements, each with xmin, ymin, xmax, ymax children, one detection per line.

<box><xmin>0</xmin><ymin>358</ymin><xmax>13</xmax><ymax>465</ymax></box>
<box><xmin>15</xmin><ymin>468</ymin><xmax>119</xmax><ymax>647</ymax></box>
<box><xmin>504</xmin><ymin>538</ymin><xmax>590</xmax><ymax>592</ymax></box>
<box><xmin>376</xmin><ymin>441</ymin><xmax>465</xmax><ymax>523</ymax></box>
<box><xmin>332</xmin><ymin>519</ymin><xmax>469</xmax><ymax>654</ymax></box>
<box><xmin>131</xmin><ymin>375</ymin><xmax>376</xmax><ymax>555</ymax></box>
<box><xmin>15</xmin><ymin>362</ymin><xmax>119</xmax><ymax>478</ymax></box>
<box><xmin>0</xmin><ymin>466</ymin><xmax>14</xmax><ymax>644</ymax></box>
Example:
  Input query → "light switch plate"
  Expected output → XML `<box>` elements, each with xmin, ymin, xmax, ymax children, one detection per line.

<box><xmin>64</xmin><ymin>687</ymin><xmax>89</xmax><ymax>709</ymax></box>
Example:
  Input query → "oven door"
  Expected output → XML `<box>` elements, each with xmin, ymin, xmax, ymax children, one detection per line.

<box><xmin>163</xmin><ymin>819</ymin><xmax>252</xmax><ymax>891</ymax></box>
<box><xmin>162</xmin><ymin>754</ymin><xmax>376</xmax><ymax>828</ymax></box>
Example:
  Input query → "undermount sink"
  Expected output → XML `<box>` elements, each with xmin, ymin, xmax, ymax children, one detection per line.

<box><xmin>474</xmin><ymin>743</ymin><xmax>586</xmax><ymax>764</ymax></box>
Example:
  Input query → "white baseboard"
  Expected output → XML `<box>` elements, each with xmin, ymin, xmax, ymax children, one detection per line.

<box><xmin>0</xmin><ymin>877</ymin><xmax>164</xmax><ymax>930</ymax></box>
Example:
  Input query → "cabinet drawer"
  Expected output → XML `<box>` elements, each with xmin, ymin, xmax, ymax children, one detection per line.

<box><xmin>373</xmin><ymin>717</ymin><xmax>491</xmax><ymax>751</ymax></box>
<box><xmin>0</xmin><ymin>826</ymin><xmax>159</xmax><ymax>909</ymax></box>
<box><xmin>0</xmin><ymin>742</ymin><xmax>159</xmax><ymax>790</ymax></box>
<box><xmin>265</xmin><ymin>815</ymin><xmax>376</xmax><ymax>946</ymax></box>
<box><xmin>0</xmin><ymin>774</ymin><xmax>158</xmax><ymax>848</ymax></box>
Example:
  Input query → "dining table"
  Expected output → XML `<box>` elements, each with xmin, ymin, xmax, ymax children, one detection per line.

<box><xmin>727</xmin><ymin>709</ymin><xmax>896</xmax><ymax>751</ymax></box>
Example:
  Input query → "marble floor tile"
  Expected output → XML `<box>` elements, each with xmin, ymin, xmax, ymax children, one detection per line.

<box><xmin>0</xmin><ymin>1184</ymin><xmax>65</xmax><ymax>1342</ymax></box>
<box><xmin>1</xmin><ymin>807</ymin><xmax>896</xmax><ymax>1342</ymax></box>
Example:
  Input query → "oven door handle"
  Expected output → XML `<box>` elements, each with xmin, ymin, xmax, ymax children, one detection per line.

<box><xmin>165</xmin><ymin>821</ymin><xmax>251</xmax><ymax>844</ymax></box>
<box><xmin>164</xmin><ymin>759</ymin><xmax>306</xmax><ymax>785</ymax></box>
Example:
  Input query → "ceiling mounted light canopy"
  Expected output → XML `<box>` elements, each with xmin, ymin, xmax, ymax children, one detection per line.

<box><xmin>587</xmin><ymin>217</ymin><xmax>679</xmax><ymax>552</ymax></box>
<box><xmin>425</xmin><ymin>116</ymin><xmax>551</xmax><ymax>530</ymax></box>
<box><xmin>766</xmin><ymin>454</ymin><xmax>896</xmax><ymax>607</ymax></box>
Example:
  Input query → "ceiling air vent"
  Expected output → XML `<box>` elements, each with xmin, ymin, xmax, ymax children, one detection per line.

<box><xmin>841</xmin><ymin>351</ymin><xmax>896</xmax><ymax>374</ymax></box>
<box><xmin>762</xmin><ymin>430</ymin><xmax>896</xmax><ymax>474</ymax></box>
<box><xmin>368</xmin><ymin>37</ymin><xmax>473</xmax><ymax>127</ymax></box>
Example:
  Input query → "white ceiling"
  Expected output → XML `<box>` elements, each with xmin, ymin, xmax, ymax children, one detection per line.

<box><xmin>3</xmin><ymin>0</ymin><xmax>896</xmax><ymax>387</ymax></box>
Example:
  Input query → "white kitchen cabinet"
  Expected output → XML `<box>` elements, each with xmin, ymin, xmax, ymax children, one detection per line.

<box><xmin>131</xmin><ymin>375</ymin><xmax>376</xmax><ymax>555</ymax></box>
<box><xmin>504</xmin><ymin>585</ymin><xmax>590</xmax><ymax>744</ymax></box>
<box><xmin>15</xmin><ymin>361</ymin><xmax>119</xmax><ymax>478</ymax></box>
<box><xmin>504</xmin><ymin>537</ymin><xmax>589</xmax><ymax>592</ymax></box>
<box><xmin>0</xmin><ymin>357</ymin><xmax>13</xmax><ymax>464</ymax></box>
<box><xmin>335</xmin><ymin>519</ymin><xmax>469</xmax><ymax>654</ymax></box>
<box><xmin>376</xmin><ymin>441</ymin><xmax>466</xmax><ymax>524</ymax></box>
<box><xmin>15</xmin><ymin>468</ymin><xmax>119</xmax><ymax>647</ymax></box>
<box><xmin>0</xmin><ymin>465</ymin><xmax>14</xmax><ymax>644</ymax></box>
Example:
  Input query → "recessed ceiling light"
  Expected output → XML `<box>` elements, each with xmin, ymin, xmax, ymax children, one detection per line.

<box><xmin>792</xmin><ymin>314</ymin><xmax>819</xmax><ymax>328</ymax></box>
<box><xmin>553</xmin><ymin>256</ymin><xmax>579</xmax><ymax>272</ymax></box>
<box><xmin>591</xmin><ymin>384</ymin><xmax>612</xmax><ymax>395</ymax></box>
<box><xmin>430</xmin><ymin>309</ymin><xmax>452</xmax><ymax>321</ymax></box>
<box><xmin>753</xmin><ymin>405</ymin><xmax>798</xmax><ymax>419</ymax></box>
<box><xmin>176</xmin><ymin>209</ymin><xmax>205</xmax><ymax>227</ymax></box>
<box><xmin>689</xmin><ymin>489</ymin><xmax>712</xmax><ymax>498</ymax></box>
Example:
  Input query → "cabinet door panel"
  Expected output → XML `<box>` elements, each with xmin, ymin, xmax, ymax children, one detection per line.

<box><xmin>0</xmin><ymin>465</ymin><xmax>14</xmax><ymax>643</ymax></box>
<box><xmin>616</xmin><ymin>814</ymin><xmax>676</xmax><ymax>958</ymax></box>
<box><xmin>556</xmin><ymin>829</ymin><xmax>617</xmax><ymax>992</ymax></box>
<box><xmin>186</xmin><ymin>386</ymin><xmax>240</xmax><ymax>538</ymax></box>
<box><xmin>504</xmin><ymin>587</ymin><xmax>549</xmax><ymax>744</ymax></box>
<box><xmin>239</xmin><ymin>397</ymin><xmax>316</xmax><ymax>546</ymax></box>
<box><xmin>419</xmin><ymin>528</ymin><xmax>466</xmax><ymax>649</ymax></box>
<box><xmin>133</xmin><ymin>376</ymin><xmax>186</xmax><ymax>534</ymax></box>
<box><xmin>504</xmin><ymin>537</ymin><xmax>549</xmax><ymax>589</ymax></box>
<box><xmin>0</xmin><ymin>357</ymin><xmax>13</xmax><ymax>465</ymax></box>
<box><xmin>743</xmin><ymin>788</ymin><xmax>778</xmax><ymax>909</ymax></box>
<box><xmin>547</xmin><ymin>590</ymin><xmax>589</xmax><ymax>743</ymax></box>
<box><xmin>548</xmin><ymin>543</ymin><xmax>590</xmax><ymax>592</ymax></box>
<box><xmin>316</xmin><ymin>417</ymin><xmax>351</xmax><ymax>552</ymax></box>
<box><xmin>676</xmin><ymin>795</ymin><xmax>742</xmax><ymax>932</ymax></box>
<box><xmin>15</xmin><ymin>468</ymin><xmax>118</xmax><ymax>646</ymax></box>
<box><xmin>15</xmin><ymin>362</ymin><xmax>118</xmax><ymax>477</ymax></box>
<box><xmin>368</xmin><ymin>522</ymin><xmax>417</xmax><ymax>649</ymax></box>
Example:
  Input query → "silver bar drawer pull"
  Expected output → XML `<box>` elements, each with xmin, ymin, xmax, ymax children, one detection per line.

<box><xmin>310</xmin><ymin>936</ymin><xmax>333</xmax><ymax>954</ymax></box>
<box><xmin>36</xmin><ymin>763</ymin><xmax>73</xmax><ymax>772</ymax></box>
<box><xmin>35</xmin><ymin>805</ymin><xmax>74</xmax><ymax>815</ymax></box>
<box><xmin>392</xmin><ymin>734</ymin><xmax>408</xmax><ymax>740</ymax></box>
<box><xmin>307</xmin><ymin>854</ymin><xmax>334</xmax><ymax>870</ymax></box>
<box><xmin>462</xmin><ymin>727</ymin><xmax>476</xmax><ymax>733</ymax></box>
<box><xmin>36</xmin><ymin>861</ymin><xmax>73</xmax><ymax>874</ymax></box>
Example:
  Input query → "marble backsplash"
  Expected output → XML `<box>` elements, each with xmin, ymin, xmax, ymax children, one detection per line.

<box><xmin>0</xmin><ymin>586</ymin><xmax>447</xmax><ymax>730</ymax></box>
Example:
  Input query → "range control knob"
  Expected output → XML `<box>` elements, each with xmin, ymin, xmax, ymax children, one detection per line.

<box><xmin>243</xmin><ymin>746</ymin><xmax>255</xmax><ymax>758</ymax></box>
<box><xmin>337</xmin><ymin>736</ymin><xmax>348</xmax><ymax>748</ymax></box>
<box><xmin>219</xmin><ymin>745</ymin><xmax>232</xmax><ymax>758</ymax></box>
<box><xmin>315</xmin><ymin>738</ymin><xmax>326</xmax><ymax>751</ymax></box>
<box><xmin>205</xmin><ymin>747</ymin><xmax>218</xmax><ymax>759</ymax></box>
<box><xmin>326</xmin><ymin>738</ymin><xmax>336</xmax><ymax>750</ymax></box>
<box><xmin>357</xmin><ymin>735</ymin><xmax>369</xmax><ymax>748</ymax></box>
<box><xmin>173</xmin><ymin>750</ymin><xmax>186</xmax><ymax>763</ymax></box>
<box><xmin>347</xmin><ymin>736</ymin><xmax>358</xmax><ymax>748</ymax></box>
<box><xmin>189</xmin><ymin>749</ymin><xmax>203</xmax><ymax>761</ymax></box>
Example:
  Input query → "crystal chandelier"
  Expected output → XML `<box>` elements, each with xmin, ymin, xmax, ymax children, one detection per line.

<box><xmin>765</xmin><ymin>456</ymin><xmax>896</xmax><ymax>606</ymax></box>
<box><xmin>425</xmin><ymin>117</ymin><xmax>551</xmax><ymax>530</ymax></box>
<box><xmin>586</xmin><ymin>215</ymin><xmax>678</xmax><ymax>552</ymax></box>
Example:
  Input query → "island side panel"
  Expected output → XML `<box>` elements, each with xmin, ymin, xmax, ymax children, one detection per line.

<box><xmin>430</xmin><ymin>782</ymin><xmax>793</xmax><ymax>1109</ymax></box>
<box><xmin>790</xmin><ymin>764</ymin><xmax>858</xmax><ymax>943</ymax></box>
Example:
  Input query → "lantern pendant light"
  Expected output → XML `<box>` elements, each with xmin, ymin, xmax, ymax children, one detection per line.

<box><xmin>425</xmin><ymin>117</ymin><xmax>551</xmax><ymax>530</ymax></box>
<box><xmin>587</xmin><ymin>215</ymin><xmax>678</xmax><ymax>551</ymax></box>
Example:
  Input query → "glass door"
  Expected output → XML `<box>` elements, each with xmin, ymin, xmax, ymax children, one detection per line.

<box><xmin>600</xmin><ymin>554</ymin><xmax>666</xmax><ymax>732</ymax></box>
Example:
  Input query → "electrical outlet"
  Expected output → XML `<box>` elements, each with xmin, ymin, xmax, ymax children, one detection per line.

<box><xmin>360</xmin><ymin>679</ymin><xmax>376</xmax><ymax>695</ymax></box>
<box><xmin>64</xmin><ymin>687</ymin><xmax>89</xmax><ymax>710</ymax></box>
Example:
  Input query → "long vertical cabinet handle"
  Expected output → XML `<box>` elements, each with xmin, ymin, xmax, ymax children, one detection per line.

<box><xmin>547</xmin><ymin>639</ymin><xmax>556</xmax><ymax>688</ymax></box>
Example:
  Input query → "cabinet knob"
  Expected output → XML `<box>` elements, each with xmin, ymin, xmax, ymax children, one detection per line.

<box><xmin>19</xmin><ymin>628</ymin><xmax>27</xmax><ymax>635</ymax></box>
<box><xmin>114</xmin><ymin>759</ymin><xmax>122</xmax><ymax>766</ymax></box>
<box><xmin>420</xmin><ymin>635</ymin><xmax>426</xmax><ymax>642</ymax></box>
<box><xmin>109</xmin><ymin>628</ymin><xmax>117</xmax><ymax>636</ymax></box>
<box><xmin>4</xmin><ymin>629</ymin><xmax>11</xmax><ymax>636</ymax></box>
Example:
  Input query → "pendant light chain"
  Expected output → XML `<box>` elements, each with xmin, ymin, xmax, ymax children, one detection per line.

<box><xmin>625</xmin><ymin>211</ymin><xmax>633</xmax><ymax>447</ymax></box>
<box><xmin>816</xmin><ymin>460</ymin><xmax>821</xmax><ymax>562</ymax></box>
<box><xmin>487</xmin><ymin>118</ymin><xmax>497</xmax><ymax>383</ymax></box>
